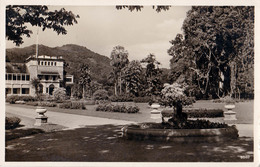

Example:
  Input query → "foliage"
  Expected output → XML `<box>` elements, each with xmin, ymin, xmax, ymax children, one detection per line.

<box><xmin>160</xmin><ymin>83</ymin><xmax>194</xmax><ymax>107</ymax></box>
<box><xmin>116</xmin><ymin>6</ymin><xmax>171</xmax><ymax>12</ymax></box>
<box><xmin>122</xmin><ymin>60</ymin><xmax>144</xmax><ymax>96</ymax></box>
<box><xmin>30</xmin><ymin>77</ymin><xmax>40</xmax><ymax>96</ymax></box>
<box><xmin>93</xmin><ymin>89</ymin><xmax>109</xmax><ymax>100</ymax></box>
<box><xmin>6</xmin><ymin>95</ymin><xmax>36</xmax><ymax>103</ymax></box>
<box><xmin>133</xmin><ymin>96</ymin><xmax>152</xmax><ymax>103</ymax></box>
<box><xmin>141</xmin><ymin>54</ymin><xmax>163</xmax><ymax>96</ymax></box>
<box><xmin>161</xmin><ymin>108</ymin><xmax>224</xmax><ymax>118</ymax></box>
<box><xmin>78</xmin><ymin>64</ymin><xmax>91</xmax><ymax>98</ymax></box>
<box><xmin>39</xmin><ymin>101</ymin><xmax>57</xmax><ymax>107</ymax></box>
<box><xmin>110</xmin><ymin>45</ymin><xmax>129</xmax><ymax>96</ymax></box>
<box><xmin>6</xmin><ymin>5</ymin><xmax>79</xmax><ymax>46</ymax></box>
<box><xmin>168</xmin><ymin>6</ymin><xmax>254</xmax><ymax>99</ymax></box>
<box><xmin>6</xmin><ymin>117</ymin><xmax>21</xmax><ymax>130</ymax></box>
<box><xmin>26</xmin><ymin>101</ymin><xmax>38</xmax><ymax>106</ymax></box>
<box><xmin>53</xmin><ymin>88</ymin><xmax>67</xmax><ymax>102</ymax></box>
<box><xmin>96</xmin><ymin>104</ymin><xmax>139</xmax><ymax>113</ymax></box>
<box><xmin>59</xmin><ymin>101</ymin><xmax>85</xmax><ymax>109</ymax></box>
<box><xmin>110</xmin><ymin>94</ymin><xmax>133</xmax><ymax>102</ymax></box>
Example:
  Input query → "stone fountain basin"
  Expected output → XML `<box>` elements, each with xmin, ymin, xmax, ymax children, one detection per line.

<box><xmin>121</xmin><ymin>123</ymin><xmax>238</xmax><ymax>142</ymax></box>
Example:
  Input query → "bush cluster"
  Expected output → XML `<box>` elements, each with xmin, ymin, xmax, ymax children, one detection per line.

<box><xmin>96</xmin><ymin>104</ymin><xmax>139</xmax><ymax>113</ymax></box>
<box><xmin>6</xmin><ymin>95</ymin><xmax>36</xmax><ymax>104</ymax></box>
<box><xmin>59</xmin><ymin>101</ymin><xmax>86</xmax><ymax>109</ymax></box>
<box><xmin>26</xmin><ymin>101</ymin><xmax>39</xmax><ymax>106</ymax></box>
<box><xmin>39</xmin><ymin>101</ymin><xmax>57</xmax><ymax>107</ymax></box>
<box><xmin>161</xmin><ymin>108</ymin><xmax>224</xmax><ymax>118</ymax></box>
<box><xmin>6</xmin><ymin>117</ymin><xmax>21</xmax><ymax>130</ymax></box>
<box><xmin>184</xmin><ymin>108</ymin><xmax>224</xmax><ymax>118</ymax></box>
<box><xmin>133</xmin><ymin>96</ymin><xmax>152</xmax><ymax>103</ymax></box>
<box><xmin>110</xmin><ymin>95</ymin><xmax>133</xmax><ymax>102</ymax></box>
<box><xmin>93</xmin><ymin>89</ymin><xmax>109</xmax><ymax>101</ymax></box>
<box><xmin>53</xmin><ymin>88</ymin><xmax>67</xmax><ymax>102</ymax></box>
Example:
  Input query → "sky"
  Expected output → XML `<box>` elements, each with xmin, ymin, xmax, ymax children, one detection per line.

<box><xmin>6</xmin><ymin>6</ymin><xmax>191</xmax><ymax>68</ymax></box>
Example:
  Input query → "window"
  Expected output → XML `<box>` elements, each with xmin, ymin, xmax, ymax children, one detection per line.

<box><xmin>45</xmin><ymin>62</ymin><xmax>47</xmax><ymax>66</ymax></box>
<box><xmin>8</xmin><ymin>74</ymin><xmax>12</xmax><ymax>80</ymax></box>
<box><xmin>6</xmin><ymin>88</ymin><xmax>11</xmax><ymax>94</ymax></box>
<box><xmin>54</xmin><ymin>62</ymin><xmax>57</xmax><ymax>66</ymax></box>
<box><xmin>45</xmin><ymin>75</ymin><xmax>49</xmax><ymax>81</ymax></box>
<box><xmin>17</xmin><ymin>74</ymin><xmax>21</xmax><ymax>80</ymax></box>
<box><xmin>22</xmin><ymin>88</ymin><xmax>30</xmax><ymax>94</ymax></box>
<box><xmin>5</xmin><ymin>74</ymin><xmax>7</xmax><ymax>80</ymax></box>
<box><xmin>66</xmin><ymin>78</ymin><xmax>72</xmax><ymax>82</ymax></box>
<box><xmin>13</xmin><ymin>74</ymin><xmax>16</xmax><ymax>80</ymax></box>
<box><xmin>46</xmin><ymin>88</ymin><xmax>48</xmax><ymax>93</ymax></box>
<box><xmin>26</xmin><ymin>75</ymin><xmax>30</xmax><ymax>81</ymax></box>
<box><xmin>13</xmin><ymin>88</ymin><xmax>20</xmax><ymax>94</ymax></box>
<box><xmin>41</xmin><ymin>62</ymin><xmax>43</xmax><ymax>65</ymax></box>
<box><xmin>51</xmin><ymin>62</ymin><xmax>53</xmax><ymax>66</ymax></box>
<box><xmin>38</xmin><ymin>61</ymin><xmax>40</xmax><ymax>65</ymax></box>
<box><xmin>48</xmin><ymin>62</ymin><xmax>50</xmax><ymax>66</ymax></box>
<box><xmin>22</xmin><ymin>75</ymin><xmax>25</xmax><ymax>80</ymax></box>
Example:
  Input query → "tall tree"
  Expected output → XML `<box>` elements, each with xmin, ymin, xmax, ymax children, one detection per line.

<box><xmin>6</xmin><ymin>5</ymin><xmax>79</xmax><ymax>46</ymax></box>
<box><xmin>110</xmin><ymin>45</ymin><xmax>129</xmax><ymax>96</ymax></box>
<box><xmin>78</xmin><ymin>64</ymin><xmax>91</xmax><ymax>99</ymax></box>
<box><xmin>122</xmin><ymin>60</ymin><xmax>143</xmax><ymax>96</ymax></box>
<box><xmin>168</xmin><ymin>6</ymin><xmax>254</xmax><ymax>98</ymax></box>
<box><xmin>141</xmin><ymin>54</ymin><xmax>163</xmax><ymax>97</ymax></box>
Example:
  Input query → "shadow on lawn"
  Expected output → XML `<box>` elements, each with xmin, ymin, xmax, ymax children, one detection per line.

<box><xmin>6</xmin><ymin>124</ymin><xmax>254</xmax><ymax>162</ymax></box>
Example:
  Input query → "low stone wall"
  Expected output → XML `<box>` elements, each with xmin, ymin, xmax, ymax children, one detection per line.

<box><xmin>122</xmin><ymin>123</ymin><xmax>238</xmax><ymax>142</ymax></box>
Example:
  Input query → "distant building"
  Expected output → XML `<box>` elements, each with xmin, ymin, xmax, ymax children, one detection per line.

<box><xmin>5</xmin><ymin>55</ymin><xmax>73</xmax><ymax>97</ymax></box>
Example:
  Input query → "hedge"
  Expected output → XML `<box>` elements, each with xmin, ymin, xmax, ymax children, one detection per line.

<box><xmin>6</xmin><ymin>95</ymin><xmax>36</xmax><ymax>104</ymax></box>
<box><xmin>133</xmin><ymin>96</ymin><xmax>152</xmax><ymax>103</ymax></box>
<box><xmin>59</xmin><ymin>101</ymin><xmax>86</xmax><ymax>109</ymax></box>
<box><xmin>161</xmin><ymin>108</ymin><xmax>224</xmax><ymax>118</ymax></box>
<box><xmin>96</xmin><ymin>104</ymin><xmax>139</xmax><ymax>113</ymax></box>
<box><xmin>6</xmin><ymin>117</ymin><xmax>21</xmax><ymax>130</ymax></box>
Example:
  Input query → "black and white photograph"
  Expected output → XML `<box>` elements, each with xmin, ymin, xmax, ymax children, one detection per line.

<box><xmin>1</xmin><ymin>1</ymin><xmax>259</xmax><ymax>166</ymax></box>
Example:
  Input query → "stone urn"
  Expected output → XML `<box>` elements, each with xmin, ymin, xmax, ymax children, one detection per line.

<box><xmin>224</xmin><ymin>103</ymin><xmax>237</xmax><ymax>121</ymax></box>
<box><xmin>35</xmin><ymin>106</ymin><xmax>48</xmax><ymax>126</ymax></box>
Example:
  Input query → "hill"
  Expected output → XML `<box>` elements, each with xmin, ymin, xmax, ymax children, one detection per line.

<box><xmin>6</xmin><ymin>44</ymin><xmax>113</xmax><ymax>83</ymax></box>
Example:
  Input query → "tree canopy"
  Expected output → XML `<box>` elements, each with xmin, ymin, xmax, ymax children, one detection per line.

<box><xmin>168</xmin><ymin>6</ymin><xmax>254</xmax><ymax>99</ymax></box>
<box><xmin>6</xmin><ymin>5</ymin><xmax>79</xmax><ymax>46</ymax></box>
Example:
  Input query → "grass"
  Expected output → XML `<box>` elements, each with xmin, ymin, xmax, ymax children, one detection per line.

<box><xmin>9</xmin><ymin>100</ymin><xmax>254</xmax><ymax>124</ymax></box>
<box><xmin>5</xmin><ymin>124</ymin><xmax>253</xmax><ymax>162</ymax></box>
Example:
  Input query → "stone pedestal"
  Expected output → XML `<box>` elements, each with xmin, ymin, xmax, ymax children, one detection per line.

<box><xmin>150</xmin><ymin>104</ymin><xmax>161</xmax><ymax>122</ymax></box>
<box><xmin>224</xmin><ymin>104</ymin><xmax>237</xmax><ymax>121</ymax></box>
<box><xmin>35</xmin><ymin>106</ymin><xmax>48</xmax><ymax>126</ymax></box>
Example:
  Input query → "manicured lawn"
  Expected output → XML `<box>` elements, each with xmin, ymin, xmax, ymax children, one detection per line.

<box><xmin>12</xmin><ymin>100</ymin><xmax>254</xmax><ymax>124</ymax></box>
<box><xmin>6</xmin><ymin>124</ymin><xmax>253</xmax><ymax>162</ymax></box>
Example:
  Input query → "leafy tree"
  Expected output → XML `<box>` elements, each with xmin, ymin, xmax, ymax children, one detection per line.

<box><xmin>30</xmin><ymin>77</ymin><xmax>40</xmax><ymax>97</ymax></box>
<box><xmin>141</xmin><ymin>54</ymin><xmax>163</xmax><ymax>97</ymax></box>
<box><xmin>168</xmin><ymin>6</ymin><xmax>254</xmax><ymax>99</ymax></box>
<box><xmin>110</xmin><ymin>45</ymin><xmax>129</xmax><ymax>96</ymax></box>
<box><xmin>53</xmin><ymin>87</ymin><xmax>67</xmax><ymax>102</ymax></box>
<box><xmin>6</xmin><ymin>5</ymin><xmax>79</xmax><ymax>46</ymax></box>
<box><xmin>122</xmin><ymin>60</ymin><xmax>143</xmax><ymax>96</ymax></box>
<box><xmin>78</xmin><ymin>64</ymin><xmax>91</xmax><ymax>99</ymax></box>
<box><xmin>116</xmin><ymin>6</ymin><xmax>171</xmax><ymax>12</ymax></box>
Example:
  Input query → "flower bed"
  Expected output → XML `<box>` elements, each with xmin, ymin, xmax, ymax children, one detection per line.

<box><xmin>161</xmin><ymin>108</ymin><xmax>224</xmax><ymax>118</ymax></box>
<box><xmin>96</xmin><ymin>104</ymin><xmax>139</xmax><ymax>113</ymax></box>
<box><xmin>122</xmin><ymin>122</ymin><xmax>238</xmax><ymax>142</ymax></box>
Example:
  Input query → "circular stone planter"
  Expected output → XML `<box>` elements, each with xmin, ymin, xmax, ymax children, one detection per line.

<box><xmin>121</xmin><ymin>123</ymin><xmax>238</xmax><ymax>142</ymax></box>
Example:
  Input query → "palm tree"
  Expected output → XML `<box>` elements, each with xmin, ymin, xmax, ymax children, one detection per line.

<box><xmin>30</xmin><ymin>77</ymin><xmax>40</xmax><ymax>97</ymax></box>
<box><xmin>110</xmin><ymin>45</ymin><xmax>129</xmax><ymax>95</ymax></box>
<box><xmin>78</xmin><ymin>64</ymin><xmax>91</xmax><ymax>99</ymax></box>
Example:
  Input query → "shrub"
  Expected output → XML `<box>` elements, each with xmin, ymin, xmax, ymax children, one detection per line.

<box><xmin>6</xmin><ymin>95</ymin><xmax>36</xmax><ymax>104</ymax></box>
<box><xmin>39</xmin><ymin>101</ymin><xmax>57</xmax><ymax>107</ymax></box>
<box><xmin>84</xmin><ymin>100</ymin><xmax>96</xmax><ymax>105</ymax></box>
<box><xmin>96</xmin><ymin>104</ymin><xmax>139</xmax><ymax>113</ymax></box>
<box><xmin>6</xmin><ymin>117</ymin><xmax>21</xmax><ymax>130</ymax></box>
<box><xmin>93</xmin><ymin>89</ymin><xmax>109</xmax><ymax>101</ymax></box>
<box><xmin>59</xmin><ymin>101</ymin><xmax>85</xmax><ymax>109</ymax></box>
<box><xmin>110</xmin><ymin>94</ymin><xmax>133</xmax><ymax>102</ymax></box>
<box><xmin>53</xmin><ymin>88</ymin><xmax>67</xmax><ymax>102</ymax></box>
<box><xmin>26</xmin><ymin>101</ymin><xmax>38</xmax><ymax>106</ymax></box>
<box><xmin>133</xmin><ymin>96</ymin><xmax>152</xmax><ymax>103</ymax></box>
<box><xmin>161</xmin><ymin>108</ymin><xmax>224</xmax><ymax>118</ymax></box>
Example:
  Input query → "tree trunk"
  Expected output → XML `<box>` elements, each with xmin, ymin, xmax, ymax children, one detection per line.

<box><xmin>114</xmin><ymin>82</ymin><xmax>117</xmax><ymax>96</ymax></box>
<box><xmin>119</xmin><ymin>72</ymin><xmax>122</xmax><ymax>95</ymax></box>
<box><xmin>230</xmin><ymin>61</ymin><xmax>236</xmax><ymax>97</ymax></box>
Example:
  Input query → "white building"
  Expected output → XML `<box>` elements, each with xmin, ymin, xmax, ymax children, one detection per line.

<box><xmin>6</xmin><ymin>55</ymin><xmax>73</xmax><ymax>97</ymax></box>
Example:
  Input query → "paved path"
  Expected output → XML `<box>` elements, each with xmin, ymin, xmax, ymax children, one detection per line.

<box><xmin>6</xmin><ymin>105</ymin><xmax>136</xmax><ymax>130</ymax></box>
<box><xmin>5</xmin><ymin>104</ymin><xmax>253</xmax><ymax>137</ymax></box>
